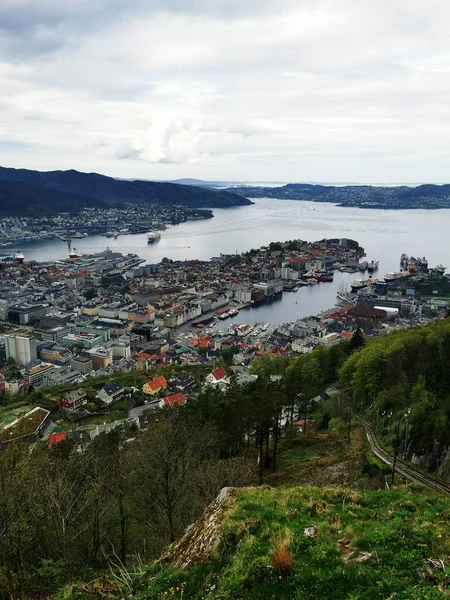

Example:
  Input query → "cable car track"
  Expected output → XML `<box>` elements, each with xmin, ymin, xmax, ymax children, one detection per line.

<box><xmin>355</xmin><ymin>415</ymin><xmax>450</xmax><ymax>496</ymax></box>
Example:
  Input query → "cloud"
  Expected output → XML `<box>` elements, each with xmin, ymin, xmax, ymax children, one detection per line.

<box><xmin>2</xmin><ymin>0</ymin><xmax>450</xmax><ymax>181</ymax></box>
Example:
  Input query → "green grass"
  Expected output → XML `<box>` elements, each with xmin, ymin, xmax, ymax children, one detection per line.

<box><xmin>130</xmin><ymin>486</ymin><xmax>450</xmax><ymax>600</ymax></box>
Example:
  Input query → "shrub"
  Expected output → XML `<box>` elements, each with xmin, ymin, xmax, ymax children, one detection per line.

<box><xmin>269</xmin><ymin>529</ymin><xmax>294</xmax><ymax>581</ymax></box>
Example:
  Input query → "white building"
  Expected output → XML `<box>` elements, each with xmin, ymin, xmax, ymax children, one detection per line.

<box><xmin>5</xmin><ymin>333</ymin><xmax>37</xmax><ymax>365</ymax></box>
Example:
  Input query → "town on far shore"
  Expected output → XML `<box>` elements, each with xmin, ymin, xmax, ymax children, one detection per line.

<box><xmin>0</xmin><ymin>236</ymin><xmax>448</xmax><ymax>449</ymax></box>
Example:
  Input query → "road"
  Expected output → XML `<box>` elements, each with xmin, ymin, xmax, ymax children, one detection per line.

<box><xmin>356</xmin><ymin>415</ymin><xmax>450</xmax><ymax>496</ymax></box>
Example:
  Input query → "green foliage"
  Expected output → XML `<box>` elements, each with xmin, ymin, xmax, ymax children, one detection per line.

<box><xmin>130</xmin><ymin>486</ymin><xmax>450</xmax><ymax>600</ymax></box>
<box><xmin>339</xmin><ymin>319</ymin><xmax>450</xmax><ymax>454</ymax></box>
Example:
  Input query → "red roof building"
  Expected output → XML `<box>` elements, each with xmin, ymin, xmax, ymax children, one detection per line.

<box><xmin>159</xmin><ymin>392</ymin><xmax>187</xmax><ymax>408</ymax></box>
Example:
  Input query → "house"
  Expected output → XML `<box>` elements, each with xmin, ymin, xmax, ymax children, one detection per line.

<box><xmin>294</xmin><ymin>419</ymin><xmax>320</xmax><ymax>434</ymax></box>
<box><xmin>60</xmin><ymin>387</ymin><xmax>88</xmax><ymax>413</ymax></box>
<box><xmin>96</xmin><ymin>381</ymin><xmax>127</xmax><ymax>405</ymax></box>
<box><xmin>159</xmin><ymin>392</ymin><xmax>187</xmax><ymax>408</ymax></box>
<box><xmin>49</xmin><ymin>426</ymin><xmax>66</xmax><ymax>448</ymax></box>
<box><xmin>170</xmin><ymin>374</ymin><xmax>196</xmax><ymax>394</ymax></box>
<box><xmin>205</xmin><ymin>366</ymin><xmax>230</xmax><ymax>389</ymax></box>
<box><xmin>142</xmin><ymin>375</ymin><xmax>168</xmax><ymax>396</ymax></box>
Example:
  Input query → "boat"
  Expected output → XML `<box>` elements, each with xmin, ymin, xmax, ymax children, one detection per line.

<box><xmin>312</xmin><ymin>270</ymin><xmax>334</xmax><ymax>282</ymax></box>
<box><xmin>147</xmin><ymin>231</ymin><xmax>162</xmax><ymax>243</ymax></box>
<box><xmin>228</xmin><ymin>308</ymin><xmax>239</xmax><ymax>317</ymax></box>
<box><xmin>416</xmin><ymin>256</ymin><xmax>428</xmax><ymax>271</ymax></box>
<box><xmin>69</xmin><ymin>248</ymin><xmax>84</xmax><ymax>259</ymax></box>
<box><xmin>383</xmin><ymin>270</ymin><xmax>410</xmax><ymax>283</ymax></box>
<box><xmin>350</xmin><ymin>277</ymin><xmax>376</xmax><ymax>292</ymax></box>
<box><xmin>367</xmin><ymin>260</ymin><xmax>379</xmax><ymax>273</ymax></box>
<box><xmin>218</xmin><ymin>311</ymin><xmax>230</xmax><ymax>320</ymax></box>
<box><xmin>0</xmin><ymin>241</ymin><xmax>12</xmax><ymax>247</ymax></box>
<box><xmin>301</xmin><ymin>270</ymin><xmax>315</xmax><ymax>280</ymax></box>
<box><xmin>14</xmin><ymin>251</ymin><xmax>24</xmax><ymax>263</ymax></box>
<box><xmin>72</xmin><ymin>232</ymin><xmax>87</xmax><ymax>239</ymax></box>
<box><xmin>434</xmin><ymin>264</ymin><xmax>446</xmax><ymax>275</ymax></box>
<box><xmin>307</xmin><ymin>278</ymin><xmax>318</xmax><ymax>285</ymax></box>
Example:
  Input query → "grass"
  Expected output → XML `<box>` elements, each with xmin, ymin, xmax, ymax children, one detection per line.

<box><xmin>127</xmin><ymin>485</ymin><xmax>450</xmax><ymax>600</ymax></box>
<box><xmin>265</xmin><ymin>424</ymin><xmax>375</xmax><ymax>490</ymax></box>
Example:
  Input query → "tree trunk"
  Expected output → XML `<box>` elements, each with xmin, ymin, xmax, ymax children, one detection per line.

<box><xmin>272</xmin><ymin>415</ymin><xmax>279</xmax><ymax>473</ymax></box>
<box><xmin>258</xmin><ymin>424</ymin><xmax>264</xmax><ymax>485</ymax></box>
<box><xmin>264</xmin><ymin>426</ymin><xmax>270</xmax><ymax>468</ymax></box>
<box><xmin>119</xmin><ymin>492</ymin><xmax>127</xmax><ymax>565</ymax></box>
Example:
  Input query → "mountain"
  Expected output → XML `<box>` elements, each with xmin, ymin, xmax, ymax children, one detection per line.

<box><xmin>227</xmin><ymin>182</ymin><xmax>450</xmax><ymax>209</ymax></box>
<box><xmin>0</xmin><ymin>166</ymin><xmax>253</xmax><ymax>215</ymax></box>
<box><xmin>0</xmin><ymin>180</ymin><xmax>108</xmax><ymax>217</ymax></box>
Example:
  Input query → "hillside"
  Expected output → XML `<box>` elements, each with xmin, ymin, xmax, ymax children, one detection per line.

<box><xmin>0</xmin><ymin>166</ymin><xmax>253</xmax><ymax>214</ymax></box>
<box><xmin>60</xmin><ymin>485</ymin><xmax>450</xmax><ymax>599</ymax></box>
<box><xmin>0</xmin><ymin>180</ymin><xmax>109</xmax><ymax>217</ymax></box>
<box><xmin>228</xmin><ymin>182</ymin><xmax>450</xmax><ymax>209</ymax></box>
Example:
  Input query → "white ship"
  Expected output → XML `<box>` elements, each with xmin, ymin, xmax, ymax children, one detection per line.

<box><xmin>147</xmin><ymin>231</ymin><xmax>162</xmax><ymax>243</ymax></box>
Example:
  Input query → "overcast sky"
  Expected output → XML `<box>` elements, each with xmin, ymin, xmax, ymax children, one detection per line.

<box><xmin>2</xmin><ymin>0</ymin><xmax>450</xmax><ymax>183</ymax></box>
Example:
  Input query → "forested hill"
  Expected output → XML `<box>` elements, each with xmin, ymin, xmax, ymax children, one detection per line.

<box><xmin>0</xmin><ymin>180</ymin><xmax>109</xmax><ymax>217</ymax></box>
<box><xmin>227</xmin><ymin>183</ymin><xmax>450</xmax><ymax>209</ymax></box>
<box><xmin>0</xmin><ymin>166</ymin><xmax>253</xmax><ymax>216</ymax></box>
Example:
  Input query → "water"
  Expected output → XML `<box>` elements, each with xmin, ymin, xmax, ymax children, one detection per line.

<box><xmin>17</xmin><ymin>199</ymin><xmax>450</xmax><ymax>327</ymax></box>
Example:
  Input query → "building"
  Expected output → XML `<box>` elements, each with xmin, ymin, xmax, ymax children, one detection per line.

<box><xmin>70</xmin><ymin>355</ymin><xmax>93</xmax><ymax>374</ymax></box>
<box><xmin>41</xmin><ymin>325</ymin><xmax>73</xmax><ymax>342</ymax></box>
<box><xmin>86</xmin><ymin>347</ymin><xmax>113</xmax><ymax>371</ymax></box>
<box><xmin>96</xmin><ymin>381</ymin><xmax>127</xmax><ymax>405</ymax></box>
<box><xmin>49</xmin><ymin>426</ymin><xmax>66</xmax><ymax>448</ymax></box>
<box><xmin>60</xmin><ymin>388</ymin><xmax>88</xmax><ymax>412</ymax></box>
<box><xmin>205</xmin><ymin>367</ymin><xmax>230</xmax><ymax>389</ymax></box>
<box><xmin>0</xmin><ymin>406</ymin><xmax>50</xmax><ymax>444</ymax></box>
<box><xmin>23</xmin><ymin>363</ymin><xmax>56</xmax><ymax>387</ymax></box>
<box><xmin>142</xmin><ymin>375</ymin><xmax>168</xmax><ymax>395</ymax></box>
<box><xmin>7</xmin><ymin>303</ymin><xmax>49</xmax><ymax>325</ymax></box>
<box><xmin>159</xmin><ymin>392</ymin><xmax>187</xmax><ymax>408</ymax></box>
<box><xmin>38</xmin><ymin>343</ymin><xmax>72</xmax><ymax>366</ymax></box>
<box><xmin>42</xmin><ymin>366</ymin><xmax>82</xmax><ymax>388</ymax></box>
<box><xmin>5</xmin><ymin>333</ymin><xmax>37</xmax><ymax>364</ymax></box>
<box><xmin>111</xmin><ymin>342</ymin><xmax>131</xmax><ymax>360</ymax></box>
<box><xmin>62</xmin><ymin>332</ymin><xmax>104</xmax><ymax>349</ymax></box>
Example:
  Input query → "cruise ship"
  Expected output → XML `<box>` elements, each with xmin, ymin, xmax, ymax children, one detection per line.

<box><xmin>147</xmin><ymin>231</ymin><xmax>162</xmax><ymax>243</ymax></box>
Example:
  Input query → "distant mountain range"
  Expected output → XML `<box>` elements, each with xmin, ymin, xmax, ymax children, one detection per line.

<box><xmin>225</xmin><ymin>183</ymin><xmax>450</xmax><ymax>209</ymax></box>
<box><xmin>0</xmin><ymin>166</ymin><xmax>253</xmax><ymax>216</ymax></box>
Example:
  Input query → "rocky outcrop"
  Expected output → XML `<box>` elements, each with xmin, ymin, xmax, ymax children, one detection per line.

<box><xmin>160</xmin><ymin>487</ymin><xmax>236</xmax><ymax>570</ymax></box>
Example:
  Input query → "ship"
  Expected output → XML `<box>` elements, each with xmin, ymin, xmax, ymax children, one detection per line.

<box><xmin>228</xmin><ymin>308</ymin><xmax>240</xmax><ymax>317</ymax></box>
<box><xmin>383</xmin><ymin>270</ymin><xmax>410</xmax><ymax>283</ymax></box>
<box><xmin>14</xmin><ymin>251</ymin><xmax>24</xmax><ymax>263</ymax></box>
<box><xmin>434</xmin><ymin>264</ymin><xmax>446</xmax><ymax>275</ymax></box>
<box><xmin>72</xmin><ymin>232</ymin><xmax>88</xmax><ymax>239</ymax></box>
<box><xmin>367</xmin><ymin>260</ymin><xmax>379</xmax><ymax>273</ymax></box>
<box><xmin>69</xmin><ymin>248</ymin><xmax>84</xmax><ymax>259</ymax></box>
<box><xmin>312</xmin><ymin>270</ymin><xmax>334</xmax><ymax>282</ymax></box>
<box><xmin>218</xmin><ymin>311</ymin><xmax>230</xmax><ymax>320</ymax></box>
<box><xmin>350</xmin><ymin>276</ymin><xmax>376</xmax><ymax>292</ymax></box>
<box><xmin>147</xmin><ymin>231</ymin><xmax>162</xmax><ymax>243</ymax></box>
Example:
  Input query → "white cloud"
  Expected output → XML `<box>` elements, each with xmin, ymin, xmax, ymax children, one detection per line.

<box><xmin>2</xmin><ymin>0</ymin><xmax>450</xmax><ymax>181</ymax></box>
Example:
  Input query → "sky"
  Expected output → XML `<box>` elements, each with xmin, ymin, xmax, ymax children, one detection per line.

<box><xmin>2</xmin><ymin>0</ymin><xmax>450</xmax><ymax>183</ymax></box>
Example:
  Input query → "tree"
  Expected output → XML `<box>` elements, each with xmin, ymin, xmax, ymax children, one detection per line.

<box><xmin>349</xmin><ymin>327</ymin><xmax>364</xmax><ymax>352</ymax></box>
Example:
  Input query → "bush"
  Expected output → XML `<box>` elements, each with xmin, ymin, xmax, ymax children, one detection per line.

<box><xmin>269</xmin><ymin>529</ymin><xmax>294</xmax><ymax>581</ymax></box>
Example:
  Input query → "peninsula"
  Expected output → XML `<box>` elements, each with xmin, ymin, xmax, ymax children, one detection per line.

<box><xmin>227</xmin><ymin>182</ymin><xmax>450</xmax><ymax>209</ymax></box>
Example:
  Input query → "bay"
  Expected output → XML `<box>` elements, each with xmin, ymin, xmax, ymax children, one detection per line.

<box><xmin>16</xmin><ymin>199</ymin><xmax>450</xmax><ymax>327</ymax></box>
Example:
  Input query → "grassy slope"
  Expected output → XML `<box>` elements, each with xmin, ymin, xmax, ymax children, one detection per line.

<box><xmin>138</xmin><ymin>485</ymin><xmax>450</xmax><ymax>600</ymax></box>
<box><xmin>56</xmin><ymin>429</ymin><xmax>450</xmax><ymax>600</ymax></box>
